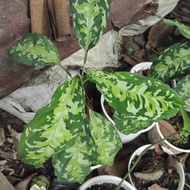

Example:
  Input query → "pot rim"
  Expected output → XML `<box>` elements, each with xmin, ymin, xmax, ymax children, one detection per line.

<box><xmin>78</xmin><ymin>175</ymin><xmax>136</xmax><ymax>190</ymax></box>
<box><xmin>155</xmin><ymin>122</ymin><xmax>190</xmax><ymax>153</ymax></box>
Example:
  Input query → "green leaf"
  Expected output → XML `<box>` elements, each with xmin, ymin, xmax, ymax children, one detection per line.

<box><xmin>52</xmin><ymin>119</ymin><xmax>93</xmax><ymax>183</ymax></box>
<box><xmin>8</xmin><ymin>33</ymin><xmax>60</xmax><ymax>66</ymax></box>
<box><xmin>88</xmin><ymin>109</ymin><xmax>122</xmax><ymax>164</ymax></box>
<box><xmin>113</xmin><ymin>111</ymin><xmax>151</xmax><ymax>134</ymax></box>
<box><xmin>87</xmin><ymin>70</ymin><xmax>188</xmax><ymax>122</ymax></box>
<box><xmin>175</xmin><ymin>74</ymin><xmax>190</xmax><ymax>101</ymax></box>
<box><xmin>69</xmin><ymin>0</ymin><xmax>111</xmax><ymax>51</ymax></box>
<box><xmin>53</xmin><ymin>109</ymin><xmax>122</xmax><ymax>183</ymax></box>
<box><xmin>150</xmin><ymin>41</ymin><xmax>190</xmax><ymax>82</ymax></box>
<box><xmin>19</xmin><ymin>76</ymin><xmax>85</xmax><ymax>168</ymax></box>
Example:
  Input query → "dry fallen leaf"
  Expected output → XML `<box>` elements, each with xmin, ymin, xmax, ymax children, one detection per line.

<box><xmin>0</xmin><ymin>128</ymin><xmax>5</xmax><ymax>145</ymax></box>
<box><xmin>14</xmin><ymin>173</ymin><xmax>37</xmax><ymax>190</ymax></box>
<box><xmin>159</xmin><ymin>120</ymin><xmax>180</xmax><ymax>140</ymax></box>
<box><xmin>148</xmin><ymin>183</ymin><xmax>169</xmax><ymax>190</ymax></box>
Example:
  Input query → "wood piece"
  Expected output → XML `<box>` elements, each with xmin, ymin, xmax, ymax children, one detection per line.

<box><xmin>0</xmin><ymin>171</ymin><xmax>16</xmax><ymax>190</ymax></box>
<box><xmin>48</xmin><ymin>0</ymin><xmax>71</xmax><ymax>41</ymax></box>
<box><xmin>30</xmin><ymin>0</ymin><xmax>51</xmax><ymax>38</ymax></box>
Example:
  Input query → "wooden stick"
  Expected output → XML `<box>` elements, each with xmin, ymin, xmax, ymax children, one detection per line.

<box><xmin>30</xmin><ymin>0</ymin><xmax>51</xmax><ymax>38</ymax></box>
<box><xmin>48</xmin><ymin>0</ymin><xmax>71</xmax><ymax>41</ymax></box>
<box><xmin>0</xmin><ymin>171</ymin><xmax>16</xmax><ymax>190</ymax></box>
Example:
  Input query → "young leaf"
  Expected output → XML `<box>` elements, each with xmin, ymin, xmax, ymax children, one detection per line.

<box><xmin>150</xmin><ymin>41</ymin><xmax>190</xmax><ymax>82</ymax></box>
<box><xmin>113</xmin><ymin>111</ymin><xmax>151</xmax><ymax>134</ymax></box>
<box><xmin>69</xmin><ymin>0</ymin><xmax>111</xmax><ymax>51</ymax></box>
<box><xmin>87</xmin><ymin>70</ymin><xmax>188</xmax><ymax>122</ymax></box>
<box><xmin>175</xmin><ymin>74</ymin><xmax>190</xmax><ymax>101</ymax></box>
<box><xmin>8</xmin><ymin>33</ymin><xmax>60</xmax><ymax>66</ymax></box>
<box><xmin>53</xmin><ymin>109</ymin><xmax>122</xmax><ymax>183</ymax></box>
<box><xmin>19</xmin><ymin>76</ymin><xmax>85</xmax><ymax>168</ymax></box>
<box><xmin>149</xmin><ymin>12</ymin><xmax>190</xmax><ymax>39</ymax></box>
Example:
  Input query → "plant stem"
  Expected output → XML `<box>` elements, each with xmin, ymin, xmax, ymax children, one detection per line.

<box><xmin>180</xmin><ymin>109</ymin><xmax>190</xmax><ymax>132</ymax></box>
<box><xmin>114</xmin><ymin>130</ymin><xmax>180</xmax><ymax>190</ymax></box>
<box><xmin>81</xmin><ymin>50</ymin><xmax>88</xmax><ymax>77</ymax></box>
<box><xmin>58</xmin><ymin>64</ymin><xmax>72</xmax><ymax>78</ymax></box>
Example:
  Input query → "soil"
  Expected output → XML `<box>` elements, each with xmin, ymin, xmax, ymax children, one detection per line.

<box><xmin>86</xmin><ymin>183</ymin><xmax>125</xmax><ymax>190</ymax></box>
<box><xmin>131</xmin><ymin>145</ymin><xmax>180</xmax><ymax>190</ymax></box>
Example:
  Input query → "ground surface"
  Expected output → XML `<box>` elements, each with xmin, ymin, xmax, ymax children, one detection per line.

<box><xmin>0</xmin><ymin>1</ymin><xmax>190</xmax><ymax>189</ymax></box>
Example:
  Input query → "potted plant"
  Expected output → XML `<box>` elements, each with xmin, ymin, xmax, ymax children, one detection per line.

<box><xmin>7</xmin><ymin>0</ymin><xmax>189</xmax><ymax>184</ymax></box>
<box><xmin>146</xmin><ymin>14</ymin><xmax>190</xmax><ymax>154</ymax></box>
<box><xmin>128</xmin><ymin>144</ymin><xmax>185</xmax><ymax>190</ymax></box>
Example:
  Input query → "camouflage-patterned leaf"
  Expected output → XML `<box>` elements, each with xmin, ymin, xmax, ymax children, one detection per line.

<box><xmin>150</xmin><ymin>41</ymin><xmax>190</xmax><ymax>82</ymax></box>
<box><xmin>87</xmin><ymin>70</ymin><xmax>188</xmax><ymax>122</ymax></box>
<box><xmin>113</xmin><ymin>111</ymin><xmax>151</xmax><ymax>134</ymax></box>
<box><xmin>8</xmin><ymin>33</ymin><xmax>60</xmax><ymax>66</ymax></box>
<box><xmin>88</xmin><ymin>109</ymin><xmax>122</xmax><ymax>164</ymax></box>
<box><xmin>175</xmin><ymin>74</ymin><xmax>190</xmax><ymax>101</ymax></box>
<box><xmin>52</xmin><ymin>109</ymin><xmax>122</xmax><ymax>183</ymax></box>
<box><xmin>69</xmin><ymin>0</ymin><xmax>111</xmax><ymax>51</ymax></box>
<box><xmin>52</xmin><ymin>119</ymin><xmax>93</xmax><ymax>183</ymax></box>
<box><xmin>19</xmin><ymin>76</ymin><xmax>85</xmax><ymax>168</ymax></box>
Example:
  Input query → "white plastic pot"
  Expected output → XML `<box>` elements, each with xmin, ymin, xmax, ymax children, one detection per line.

<box><xmin>78</xmin><ymin>175</ymin><xmax>136</xmax><ymax>190</ymax></box>
<box><xmin>130</xmin><ymin>62</ymin><xmax>152</xmax><ymax>73</ymax></box>
<box><xmin>148</xmin><ymin>122</ymin><xmax>190</xmax><ymax>154</ymax></box>
<box><xmin>128</xmin><ymin>144</ymin><xmax>185</xmax><ymax>190</ymax></box>
<box><xmin>101</xmin><ymin>95</ymin><xmax>155</xmax><ymax>144</ymax></box>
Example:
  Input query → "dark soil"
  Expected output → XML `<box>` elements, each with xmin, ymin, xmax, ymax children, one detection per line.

<box><xmin>86</xmin><ymin>183</ymin><xmax>125</xmax><ymax>190</ymax></box>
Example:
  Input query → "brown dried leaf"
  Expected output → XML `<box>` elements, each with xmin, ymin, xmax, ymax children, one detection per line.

<box><xmin>159</xmin><ymin>120</ymin><xmax>180</xmax><ymax>140</ymax></box>
<box><xmin>146</xmin><ymin>21</ymin><xmax>172</xmax><ymax>52</ymax></box>
<box><xmin>148</xmin><ymin>183</ymin><xmax>169</xmax><ymax>190</ymax></box>
<box><xmin>154</xmin><ymin>144</ymin><xmax>164</xmax><ymax>156</ymax></box>
<box><xmin>166</xmin><ymin>155</ymin><xmax>179</xmax><ymax>169</ymax></box>
<box><xmin>14</xmin><ymin>173</ymin><xmax>37</xmax><ymax>190</ymax></box>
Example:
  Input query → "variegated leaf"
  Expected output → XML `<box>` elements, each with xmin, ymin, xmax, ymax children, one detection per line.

<box><xmin>53</xmin><ymin>109</ymin><xmax>122</xmax><ymax>183</ymax></box>
<box><xmin>69</xmin><ymin>0</ymin><xmax>111</xmax><ymax>51</ymax></box>
<box><xmin>87</xmin><ymin>70</ymin><xmax>188</xmax><ymax>122</ymax></box>
<box><xmin>8</xmin><ymin>33</ymin><xmax>60</xmax><ymax>66</ymax></box>
<box><xmin>113</xmin><ymin>111</ymin><xmax>151</xmax><ymax>134</ymax></box>
<box><xmin>19</xmin><ymin>76</ymin><xmax>85</xmax><ymax>168</ymax></box>
<box><xmin>88</xmin><ymin>109</ymin><xmax>122</xmax><ymax>164</ymax></box>
<box><xmin>150</xmin><ymin>41</ymin><xmax>190</xmax><ymax>82</ymax></box>
<box><xmin>52</xmin><ymin>119</ymin><xmax>93</xmax><ymax>183</ymax></box>
<box><xmin>175</xmin><ymin>74</ymin><xmax>190</xmax><ymax>101</ymax></box>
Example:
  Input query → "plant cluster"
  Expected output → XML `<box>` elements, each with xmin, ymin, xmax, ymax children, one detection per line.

<box><xmin>8</xmin><ymin>0</ymin><xmax>190</xmax><ymax>184</ymax></box>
